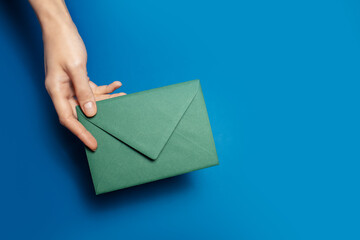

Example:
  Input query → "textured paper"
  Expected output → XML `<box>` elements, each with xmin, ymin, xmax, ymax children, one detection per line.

<box><xmin>77</xmin><ymin>80</ymin><xmax>219</xmax><ymax>195</ymax></box>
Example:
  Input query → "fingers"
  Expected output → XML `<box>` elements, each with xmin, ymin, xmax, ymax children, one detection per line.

<box><xmin>94</xmin><ymin>92</ymin><xmax>126</xmax><ymax>101</ymax></box>
<box><xmin>51</xmin><ymin>92</ymin><xmax>97</xmax><ymax>151</ymax></box>
<box><xmin>61</xmin><ymin>116</ymin><xmax>98</xmax><ymax>151</ymax></box>
<box><xmin>104</xmin><ymin>81</ymin><xmax>122</xmax><ymax>94</ymax></box>
<box><xmin>92</xmin><ymin>81</ymin><xmax>122</xmax><ymax>95</ymax></box>
<box><xmin>67</xmin><ymin>66</ymin><xmax>97</xmax><ymax>117</ymax></box>
<box><xmin>89</xmin><ymin>80</ymin><xmax>98</xmax><ymax>89</ymax></box>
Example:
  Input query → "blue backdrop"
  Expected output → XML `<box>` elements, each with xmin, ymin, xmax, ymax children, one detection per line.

<box><xmin>1</xmin><ymin>0</ymin><xmax>360</xmax><ymax>239</ymax></box>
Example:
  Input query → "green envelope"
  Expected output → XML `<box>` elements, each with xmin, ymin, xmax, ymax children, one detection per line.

<box><xmin>76</xmin><ymin>80</ymin><xmax>219</xmax><ymax>195</ymax></box>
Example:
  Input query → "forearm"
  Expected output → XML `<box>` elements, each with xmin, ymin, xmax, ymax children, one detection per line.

<box><xmin>29</xmin><ymin>0</ymin><xmax>74</xmax><ymax>35</ymax></box>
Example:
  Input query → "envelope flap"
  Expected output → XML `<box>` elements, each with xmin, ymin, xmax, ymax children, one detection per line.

<box><xmin>77</xmin><ymin>80</ymin><xmax>200</xmax><ymax>160</ymax></box>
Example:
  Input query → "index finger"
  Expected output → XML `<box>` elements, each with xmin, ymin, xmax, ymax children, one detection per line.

<box><xmin>51</xmin><ymin>93</ymin><xmax>98</xmax><ymax>151</ymax></box>
<box><xmin>61</xmin><ymin>116</ymin><xmax>98</xmax><ymax>151</ymax></box>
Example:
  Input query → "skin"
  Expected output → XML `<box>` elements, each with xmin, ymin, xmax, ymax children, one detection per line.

<box><xmin>29</xmin><ymin>0</ymin><xmax>125</xmax><ymax>150</ymax></box>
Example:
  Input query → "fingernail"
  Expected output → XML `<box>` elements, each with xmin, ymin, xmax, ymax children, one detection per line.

<box><xmin>84</xmin><ymin>101</ymin><xmax>96</xmax><ymax>116</ymax></box>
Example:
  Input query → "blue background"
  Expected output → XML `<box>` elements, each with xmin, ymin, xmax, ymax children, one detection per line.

<box><xmin>1</xmin><ymin>0</ymin><xmax>360</xmax><ymax>239</ymax></box>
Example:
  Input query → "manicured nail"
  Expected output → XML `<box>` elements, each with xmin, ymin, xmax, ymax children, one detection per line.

<box><xmin>84</xmin><ymin>101</ymin><xmax>95</xmax><ymax>116</ymax></box>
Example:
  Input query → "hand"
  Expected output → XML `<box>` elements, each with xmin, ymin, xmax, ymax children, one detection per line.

<box><xmin>43</xmin><ymin>20</ymin><xmax>125</xmax><ymax>151</ymax></box>
<box><xmin>29</xmin><ymin>0</ymin><xmax>125</xmax><ymax>150</ymax></box>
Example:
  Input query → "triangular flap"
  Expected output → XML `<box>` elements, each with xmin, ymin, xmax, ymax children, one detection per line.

<box><xmin>77</xmin><ymin>80</ymin><xmax>200</xmax><ymax>160</ymax></box>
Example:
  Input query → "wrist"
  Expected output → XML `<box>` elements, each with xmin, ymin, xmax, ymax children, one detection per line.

<box><xmin>29</xmin><ymin>0</ymin><xmax>75</xmax><ymax>35</ymax></box>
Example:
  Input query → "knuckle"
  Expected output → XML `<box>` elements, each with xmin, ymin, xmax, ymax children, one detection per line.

<box><xmin>76</xmin><ymin>88</ymin><xmax>93</xmax><ymax>100</ymax></box>
<box><xmin>78</xmin><ymin>128</ymin><xmax>88</xmax><ymax>138</ymax></box>
<box><xmin>44</xmin><ymin>81</ymin><xmax>50</xmax><ymax>93</ymax></box>
<box><xmin>67</xmin><ymin>61</ymin><xmax>86</xmax><ymax>71</ymax></box>
<box><xmin>45</xmin><ymin>85</ymin><xmax>60</xmax><ymax>97</ymax></box>
<box><xmin>105</xmin><ymin>85</ymin><xmax>113</xmax><ymax>92</ymax></box>
<box><xmin>44</xmin><ymin>79</ymin><xmax>56</xmax><ymax>95</ymax></box>
<box><xmin>44</xmin><ymin>76</ymin><xmax>53</xmax><ymax>88</ymax></box>
<box><xmin>45</xmin><ymin>75</ymin><xmax>66</xmax><ymax>96</ymax></box>
<box><xmin>59</xmin><ymin>116</ymin><xmax>69</xmax><ymax>126</ymax></box>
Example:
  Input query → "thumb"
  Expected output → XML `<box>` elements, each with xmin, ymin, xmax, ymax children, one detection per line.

<box><xmin>68</xmin><ymin>66</ymin><xmax>97</xmax><ymax>117</ymax></box>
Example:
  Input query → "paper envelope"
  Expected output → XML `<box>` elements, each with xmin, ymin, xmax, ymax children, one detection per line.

<box><xmin>76</xmin><ymin>80</ymin><xmax>219</xmax><ymax>195</ymax></box>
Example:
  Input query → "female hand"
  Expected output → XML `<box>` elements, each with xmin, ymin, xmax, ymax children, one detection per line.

<box><xmin>30</xmin><ymin>0</ymin><xmax>125</xmax><ymax>150</ymax></box>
